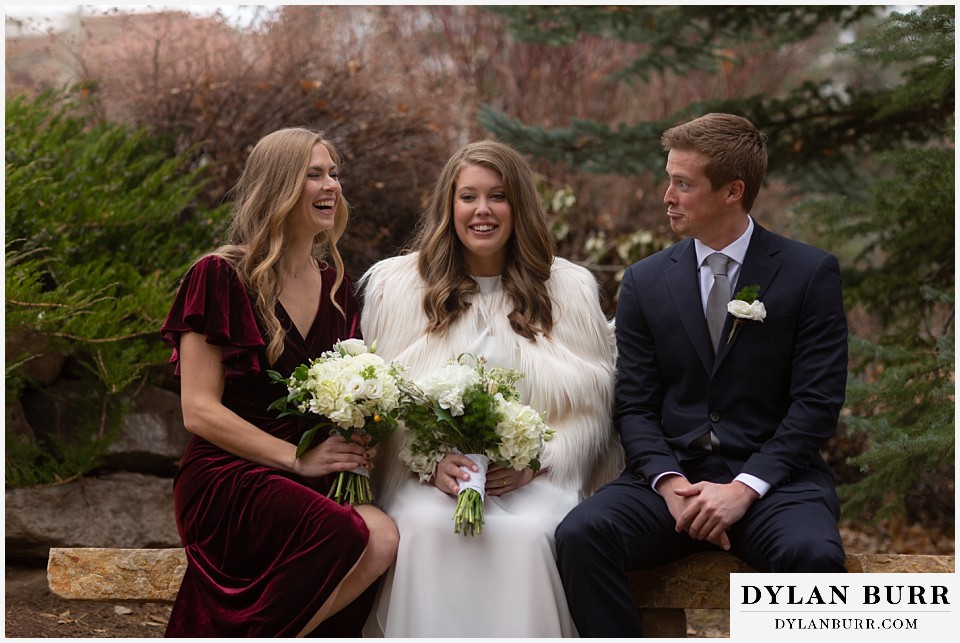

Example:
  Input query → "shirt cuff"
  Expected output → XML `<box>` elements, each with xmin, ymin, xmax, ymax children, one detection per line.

<box><xmin>734</xmin><ymin>473</ymin><xmax>770</xmax><ymax>498</ymax></box>
<box><xmin>651</xmin><ymin>471</ymin><xmax>685</xmax><ymax>495</ymax></box>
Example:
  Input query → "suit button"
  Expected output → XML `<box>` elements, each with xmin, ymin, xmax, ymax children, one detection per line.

<box><xmin>709</xmin><ymin>412</ymin><xmax>720</xmax><ymax>422</ymax></box>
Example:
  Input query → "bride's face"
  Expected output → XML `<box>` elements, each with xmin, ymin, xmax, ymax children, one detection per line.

<box><xmin>452</xmin><ymin>164</ymin><xmax>514</xmax><ymax>277</ymax></box>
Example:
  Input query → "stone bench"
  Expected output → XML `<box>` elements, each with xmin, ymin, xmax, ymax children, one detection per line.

<box><xmin>47</xmin><ymin>547</ymin><xmax>954</xmax><ymax>637</ymax></box>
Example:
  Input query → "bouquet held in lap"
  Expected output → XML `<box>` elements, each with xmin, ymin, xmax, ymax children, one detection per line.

<box><xmin>399</xmin><ymin>353</ymin><xmax>554</xmax><ymax>535</ymax></box>
<box><xmin>268</xmin><ymin>338</ymin><xmax>405</xmax><ymax>505</ymax></box>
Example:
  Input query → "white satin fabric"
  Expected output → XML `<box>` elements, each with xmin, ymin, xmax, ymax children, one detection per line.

<box><xmin>363</xmin><ymin>475</ymin><xmax>579</xmax><ymax>637</ymax></box>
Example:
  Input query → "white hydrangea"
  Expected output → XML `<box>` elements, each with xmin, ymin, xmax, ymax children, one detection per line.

<box><xmin>287</xmin><ymin>346</ymin><xmax>403</xmax><ymax>430</ymax></box>
<box><xmin>490</xmin><ymin>394</ymin><xmax>553</xmax><ymax>469</ymax></box>
<box><xmin>415</xmin><ymin>362</ymin><xmax>480</xmax><ymax>416</ymax></box>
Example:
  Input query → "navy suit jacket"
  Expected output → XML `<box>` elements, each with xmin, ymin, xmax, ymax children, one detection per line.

<box><xmin>615</xmin><ymin>223</ymin><xmax>848</xmax><ymax>493</ymax></box>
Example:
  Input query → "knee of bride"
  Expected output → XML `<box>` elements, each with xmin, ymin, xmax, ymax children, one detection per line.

<box><xmin>502</xmin><ymin>513</ymin><xmax>560</xmax><ymax>547</ymax></box>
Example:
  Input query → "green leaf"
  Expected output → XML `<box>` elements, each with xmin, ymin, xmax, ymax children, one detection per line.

<box><xmin>434</xmin><ymin>407</ymin><xmax>456</xmax><ymax>427</ymax></box>
<box><xmin>295</xmin><ymin>427</ymin><xmax>321</xmax><ymax>459</ymax></box>
<box><xmin>732</xmin><ymin>285</ymin><xmax>761</xmax><ymax>303</ymax></box>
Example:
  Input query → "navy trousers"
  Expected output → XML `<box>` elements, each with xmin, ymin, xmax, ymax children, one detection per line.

<box><xmin>555</xmin><ymin>468</ymin><xmax>846</xmax><ymax>637</ymax></box>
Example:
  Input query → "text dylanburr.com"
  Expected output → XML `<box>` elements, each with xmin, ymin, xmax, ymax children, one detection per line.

<box><xmin>730</xmin><ymin>573</ymin><xmax>957</xmax><ymax>640</ymax></box>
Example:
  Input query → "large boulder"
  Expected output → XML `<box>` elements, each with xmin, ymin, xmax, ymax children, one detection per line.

<box><xmin>4</xmin><ymin>472</ymin><xmax>179</xmax><ymax>562</ymax></box>
<box><xmin>5</xmin><ymin>330</ymin><xmax>67</xmax><ymax>386</ymax></box>
<box><xmin>19</xmin><ymin>380</ymin><xmax>100</xmax><ymax>444</ymax></box>
<box><xmin>17</xmin><ymin>383</ymin><xmax>190</xmax><ymax>475</ymax></box>
<box><xmin>105</xmin><ymin>386</ymin><xmax>191</xmax><ymax>475</ymax></box>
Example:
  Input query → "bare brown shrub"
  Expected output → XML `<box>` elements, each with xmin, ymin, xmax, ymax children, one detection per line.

<box><xmin>60</xmin><ymin>6</ymin><xmax>453</xmax><ymax>277</ymax></box>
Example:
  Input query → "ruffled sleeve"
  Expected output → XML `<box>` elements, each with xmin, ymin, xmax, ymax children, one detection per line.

<box><xmin>160</xmin><ymin>255</ymin><xmax>265</xmax><ymax>378</ymax></box>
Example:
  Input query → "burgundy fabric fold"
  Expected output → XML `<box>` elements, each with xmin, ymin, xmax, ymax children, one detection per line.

<box><xmin>159</xmin><ymin>255</ymin><xmax>369</xmax><ymax>637</ymax></box>
<box><xmin>161</xmin><ymin>255</ymin><xmax>266</xmax><ymax>378</ymax></box>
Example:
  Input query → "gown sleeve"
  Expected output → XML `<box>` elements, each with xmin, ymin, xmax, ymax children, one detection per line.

<box><xmin>160</xmin><ymin>255</ymin><xmax>265</xmax><ymax>378</ymax></box>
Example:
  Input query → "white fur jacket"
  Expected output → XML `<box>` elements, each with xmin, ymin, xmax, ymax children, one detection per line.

<box><xmin>359</xmin><ymin>252</ymin><xmax>622</xmax><ymax>508</ymax></box>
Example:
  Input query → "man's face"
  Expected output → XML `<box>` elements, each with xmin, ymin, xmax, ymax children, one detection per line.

<box><xmin>663</xmin><ymin>149</ymin><xmax>736</xmax><ymax>248</ymax></box>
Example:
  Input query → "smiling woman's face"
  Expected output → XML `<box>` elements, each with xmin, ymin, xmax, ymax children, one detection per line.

<box><xmin>287</xmin><ymin>143</ymin><xmax>341</xmax><ymax>239</ymax></box>
<box><xmin>452</xmin><ymin>164</ymin><xmax>514</xmax><ymax>277</ymax></box>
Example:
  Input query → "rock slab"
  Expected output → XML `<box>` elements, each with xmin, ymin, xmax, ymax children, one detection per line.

<box><xmin>47</xmin><ymin>547</ymin><xmax>186</xmax><ymax>602</ymax></box>
<box><xmin>5</xmin><ymin>472</ymin><xmax>180</xmax><ymax>561</ymax></box>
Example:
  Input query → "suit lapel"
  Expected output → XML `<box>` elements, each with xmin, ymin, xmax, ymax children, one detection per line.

<box><xmin>714</xmin><ymin>225</ymin><xmax>782</xmax><ymax>371</ymax></box>
<box><xmin>665</xmin><ymin>240</ymin><xmax>715</xmax><ymax>373</ymax></box>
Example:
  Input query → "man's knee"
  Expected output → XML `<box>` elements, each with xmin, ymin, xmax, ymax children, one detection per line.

<box><xmin>555</xmin><ymin>502</ymin><xmax>598</xmax><ymax>554</ymax></box>
<box><xmin>780</xmin><ymin>535</ymin><xmax>846</xmax><ymax>572</ymax></box>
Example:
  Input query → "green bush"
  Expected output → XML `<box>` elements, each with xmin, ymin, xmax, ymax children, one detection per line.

<box><xmin>5</xmin><ymin>86</ymin><xmax>226</xmax><ymax>486</ymax></box>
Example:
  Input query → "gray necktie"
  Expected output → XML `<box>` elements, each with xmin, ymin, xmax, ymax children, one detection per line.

<box><xmin>705</xmin><ymin>253</ymin><xmax>731</xmax><ymax>352</ymax></box>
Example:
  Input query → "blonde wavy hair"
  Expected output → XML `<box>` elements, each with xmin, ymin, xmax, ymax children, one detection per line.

<box><xmin>412</xmin><ymin>140</ymin><xmax>556</xmax><ymax>340</ymax></box>
<box><xmin>212</xmin><ymin>127</ymin><xmax>349</xmax><ymax>364</ymax></box>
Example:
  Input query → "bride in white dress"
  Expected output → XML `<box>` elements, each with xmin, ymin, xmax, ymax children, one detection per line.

<box><xmin>359</xmin><ymin>141</ymin><xmax>621</xmax><ymax>637</ymax></box>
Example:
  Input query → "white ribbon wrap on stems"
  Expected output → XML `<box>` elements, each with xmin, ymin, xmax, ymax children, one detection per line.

<box><xmin>458</xmin><ymin>453</ymin><xmax>489</xmax><ymax>502</ymax></box>
<box><xmin>329</xmin><ymin>428</ymin><xmax>370</xmax><ymax>478</ymax></box>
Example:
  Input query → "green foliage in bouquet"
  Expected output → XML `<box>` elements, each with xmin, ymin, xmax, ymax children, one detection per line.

<box><xmin>399</xmin><ymin>355</ymin><xmax>554</xmax><ymax>535</ymax></box>
<box><xmin>401</xmin><ymin>372</ymin><xmax>515</xmax><ymax>468</ymax></box>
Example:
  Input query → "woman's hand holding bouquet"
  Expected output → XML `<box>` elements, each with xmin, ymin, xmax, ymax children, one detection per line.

<box><xmin>268</xmin><ymin>338</ymin><xmax>406</xmax><ymax>505</ymax></box>
<box><xmin>398</xmin><ymin>354</ymin><xmax>553</xmax><ymax>536</ymax></box>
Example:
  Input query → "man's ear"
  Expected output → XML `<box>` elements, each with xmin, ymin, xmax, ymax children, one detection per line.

<box><xmin>725</xmin><ymin>179</ymin><xmax>745</xmax><ymax>204</ymax></box>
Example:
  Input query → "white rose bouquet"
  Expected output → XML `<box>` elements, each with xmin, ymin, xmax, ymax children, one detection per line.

<box><xmin>268</xmin><ymin>339</ymin><xmax>406</xmax><ymax>505</ymax></box>
<box><xmin>398</xmin><ymin>354</ymin><xmax>554</xmax><ymax>536</ymax></box>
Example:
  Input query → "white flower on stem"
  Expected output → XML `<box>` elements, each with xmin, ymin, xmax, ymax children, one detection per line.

<box><xmin>727</xmin><ymin>299</ymin><xmax>766</xmax><ymax>322</ymax></box>
<box><xmin>362</xmin><ymin>377</ymin><xmax>384</xmax><ymax>400</ymax></box>
<box><xmin>726</xmin><ymin>285</ymin><xmax>765</xmax><ymax>344</ymax></box>
<box><xmin>336</xmin><ymin>338</ymin><xmax>369</xmax><ymax>356</ymax></box>
<box><xmin>493</xmin><ymin>396</ymin><xmax>553</xmax><ymax>469</ymax></box>
<box><xmin>416</xmin><ymin>362</ymin><xmax>480</xmax><ymax>416</ymax></box>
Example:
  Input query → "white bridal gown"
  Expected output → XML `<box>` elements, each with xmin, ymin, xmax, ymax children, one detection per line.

<box><xmin>363</xmin><ymin>276</ymin><xmax>580</xmax><ymax>638</ymax></box>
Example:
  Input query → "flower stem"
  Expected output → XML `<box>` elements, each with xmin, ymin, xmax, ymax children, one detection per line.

<box><xmin>327</xmin><ymin>471</ymin><xmax>375</xmax><ymax>506</ymax></box>
<box><xmin>453</xmin><ymin>489</ymin><xmax>484</xmax><ymax>536</ymax></box>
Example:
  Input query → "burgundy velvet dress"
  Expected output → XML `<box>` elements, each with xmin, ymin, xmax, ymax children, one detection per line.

<box><xmin>160</xmin><ymin>255</ymin><xmax>372</xmax><ymax>637</ymax></box>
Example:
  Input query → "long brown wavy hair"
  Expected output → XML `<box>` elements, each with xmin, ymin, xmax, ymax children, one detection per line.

<box><xmin>212</xmin><ymin>127</ymin><xmax>350</xmax><ymax>364</ymax></box>
<box><xmin>411</xmin><ymin>140</ymin><xmax>556</xmax><ymax>340</ymax></box>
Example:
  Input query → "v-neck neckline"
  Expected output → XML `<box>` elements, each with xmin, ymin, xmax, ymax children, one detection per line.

<box><xmin>277</xmin><ymin>296</ymin><xmax>322</xmax><ymax>345</ymax></box>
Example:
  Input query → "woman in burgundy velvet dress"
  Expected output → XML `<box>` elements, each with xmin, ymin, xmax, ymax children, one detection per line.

<box><xmin>160</xmin><ymin>128</ymin><xmax>398</xmax><ymax>637</ymax></box>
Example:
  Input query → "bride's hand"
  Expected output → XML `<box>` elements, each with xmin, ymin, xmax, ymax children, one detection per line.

<box><xmin>485</xmin><ymin>465</ymin><xmax>535</xmax><ymax>496</ymax></box>
<box><xmin>432</xmin><ymin>453</ymin><xmax>478</xmax><ymax>496</ymax></box>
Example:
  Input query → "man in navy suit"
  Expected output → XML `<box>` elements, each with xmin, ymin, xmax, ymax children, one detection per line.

<box><xmin>556</xmin><ymin>113</ymin><xmax>848</xmax><ymax>636</ymax></box>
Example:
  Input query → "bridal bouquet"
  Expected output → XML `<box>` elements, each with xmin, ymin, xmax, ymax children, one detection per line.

<box><xmin>268</xmin><ymin>338</ymin><xmax>406</xmax><ymax>505</ymax></box>
<box><xmin>398</xmin><ymin>354</ymin><xmax>554</xmax><ymax>536</ymax></box>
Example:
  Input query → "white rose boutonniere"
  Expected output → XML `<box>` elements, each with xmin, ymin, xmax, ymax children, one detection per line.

<box><xmin>727</xmin><ymin>285</ymin><xmax>765</xmax><ymax>343</ymax></box>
